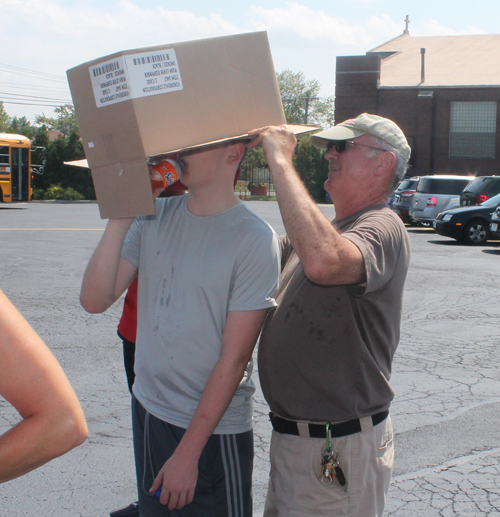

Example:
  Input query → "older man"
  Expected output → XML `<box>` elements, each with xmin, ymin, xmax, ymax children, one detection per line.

<box><xmin>251</xmin><ymin>114</ymin><xmax>411</xmax><ymax>517</ymax></box>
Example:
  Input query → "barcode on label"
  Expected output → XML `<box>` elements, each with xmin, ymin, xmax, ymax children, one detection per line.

<box><xmin>92</xmin><ymin>61</ymin><xmax>121</xmax><ymax>77</ymax></box>
<box><xmin>132</xmin><ymin>53</ymin><xmax>169</xmax><ymax>66</ymax></box>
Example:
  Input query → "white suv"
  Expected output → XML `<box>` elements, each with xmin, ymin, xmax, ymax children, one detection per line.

<box><xmin>410</xmin><ymin>175</ymin><xmax>475</xmax><ymax>225</ymax></box>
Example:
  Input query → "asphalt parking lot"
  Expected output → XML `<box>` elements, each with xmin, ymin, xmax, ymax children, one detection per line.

<box><xmin>1</xmin><ymin>201</ymin><xmax>500</xmax><ymax>516</ymax></box>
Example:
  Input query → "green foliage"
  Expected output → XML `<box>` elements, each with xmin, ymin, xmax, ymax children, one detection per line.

<box><xmin>32</xmin><ymin>127</ymin><xmax>94</xmax><ymax>200</ymax></box>
<box><xmin>42</xmin><ymin>184</ymin><xmax>85</xmax><ymax>200</ymax></box>
<box><xmin>10</xmin><ymin>116</ymin><xmax>36</xmax><ymax>139</ymax></box>
<box><xmin>276</xmin><ymin>70</ymin><xmax>334</xmax><ymax>128</ymax></box>
<box><xmin>35</xmin><ymin>104</ymin><xmax>79</xmax><ymax>138</ymax></box>
<box><xmin>244</xmin><ymin>147</ymin><xmax>267</xmax><ymax>170</ymax></box>
<box><xmin>293</xmin><ymin>135</ymin><xmax>329</xmax><ymax>202</ymax></box>
<box><xmin>31</xmin><ymin>188</ymin><xmax>45</xmax><ymax>200</ymax></box>
<box><xmin>0</xmin><ymin>102</ymin><xmax>12</xmax><ymax>132</ymax></box>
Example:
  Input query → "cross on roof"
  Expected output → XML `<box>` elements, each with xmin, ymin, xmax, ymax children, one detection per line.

<box><xmin>404</xmin><ymin>15</ymin><xmax>410</xmax><ymax>34</ymax></box>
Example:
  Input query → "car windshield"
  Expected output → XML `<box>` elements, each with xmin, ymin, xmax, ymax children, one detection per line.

<box><xmin>417</xmin><ymin>178</ymin><xmax>472</xmax><ymax>195</ymax></box>
<box><xmin>463</xmin><ymin>177</ymin><xmax>500</xmax><ymax>195</ymax></box>
<box><xmin>480</xmin><ymin>192</ymin><xmax>500</xmax><ymax>206</ymax></box>
<box><xmin>397</xmin><ymin>179</ymin><xmax>418</xmax><ymax>191</ymax></box>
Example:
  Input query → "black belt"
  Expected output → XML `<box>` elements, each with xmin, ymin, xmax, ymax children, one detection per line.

<box><xmin>269</xmin><ymin>410</ymin><xmax>389</xmax><ymax>439</ymax></box>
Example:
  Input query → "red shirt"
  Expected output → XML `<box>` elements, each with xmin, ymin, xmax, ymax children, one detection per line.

<box><xmin>117</xmin><ymin>277</ymin><xmax>138</xmax><ymax>342</ymax></box>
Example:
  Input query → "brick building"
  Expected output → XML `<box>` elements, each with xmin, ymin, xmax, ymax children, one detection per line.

<box><xmin>335</xmin><ymin>30</ymin><xmax>500</xmax><ymax>177</ymax></box>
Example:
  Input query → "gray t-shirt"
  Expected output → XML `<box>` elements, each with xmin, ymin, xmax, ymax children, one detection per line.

<box><xmin>122</xmin><ymin>195</ymin><xmax>280</xmax><ymax>433</ymax></box>
<box><xmin>258</xmin><ymin>204</ymin><xmax>410</xmax><ymax>423</ymax></box>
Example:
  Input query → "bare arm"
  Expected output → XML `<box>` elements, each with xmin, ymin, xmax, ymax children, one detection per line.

<box><xmin>247</xmin><ymin>126</ymin><xmax>365</xmax><ymax>285</ymax></box>
<box><xmin>0</xmin><ymin>289</ymin><xmax>88</xmax><ymax>483</ymax></box>
<box><xmin>150</xmin><ymin>308</ymin><xmax>268</xmax><ymax>510</ymax></box>
<box><xmin>80</xmin><ymin>218</ymin><xmax>138</xmax><ymax>313</ymax></box>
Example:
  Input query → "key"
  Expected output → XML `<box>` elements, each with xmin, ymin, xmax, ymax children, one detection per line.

<box><xmin>319</xmin><ymin>453</ymin><xmax>333</xmax><ymax>481</ymax></box>
<box><xmin>331</xmin><ymin>459</ymin><xmax>346</xmax><ymax>486</ymax></box>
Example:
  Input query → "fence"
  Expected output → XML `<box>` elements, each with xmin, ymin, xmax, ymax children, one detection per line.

<box><xmin>239</xmin><ymin>165</ymin><xmax>275</xmax><ymax>197</ymax></box>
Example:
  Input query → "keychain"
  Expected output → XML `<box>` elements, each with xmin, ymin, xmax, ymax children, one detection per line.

<box><xmin>319</xmin><ymin>423</ymin><xmax>346</xmax><ymax>486</ymax></box>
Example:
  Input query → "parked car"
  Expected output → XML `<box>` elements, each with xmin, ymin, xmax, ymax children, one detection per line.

<box><xmin>392</xmin><ymin>177</ymin><xmax>420</xmax><ymax>224</ymax></box>
<box><xmin>490</xmin><ymin>206</ymin><xmax>500</xmax><ymax>239</ymax></box>
<box><xmin>460</xmin><ymin>176</ymin><xmax>500</xmax><ymax>206</ymax></box>
<box><xmin>410</xmin><ymin>175</ymin><xmax>475</xmax><ymax>225</ymax></box>
<box><xmin>433</xmin><ymin>192</ymin><xmax>500</xmax><ymax>245</ymax></box>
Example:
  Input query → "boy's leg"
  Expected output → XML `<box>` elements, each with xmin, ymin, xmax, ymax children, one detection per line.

<box><xmin>132</xmin><ymin>396</ymin><xmax>253</xmax><ymax>516</ymax></box>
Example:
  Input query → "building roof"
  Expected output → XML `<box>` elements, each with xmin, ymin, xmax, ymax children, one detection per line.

<box><xmin>369</xmin><ymin>33</ymin><xmax>500</xmax><ymax>88</ymax></box>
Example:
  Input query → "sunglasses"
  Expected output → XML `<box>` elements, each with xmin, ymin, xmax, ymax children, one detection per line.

<box><xmin>325</xmin><ymin>140</ymin><xmax>387</xmax><ymax>154</ymax></box>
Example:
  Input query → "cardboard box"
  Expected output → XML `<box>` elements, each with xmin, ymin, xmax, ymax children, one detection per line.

<box><xmin>67</xmin><ymin>31</ymin><xmax>287</xmax><ymax>218</ymax></box>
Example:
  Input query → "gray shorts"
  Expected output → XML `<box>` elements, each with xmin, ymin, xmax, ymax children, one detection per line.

<box><xmin>132</xmin><ymin>395</ymin><xmax>253</xmax><ymax>517</ymax></box>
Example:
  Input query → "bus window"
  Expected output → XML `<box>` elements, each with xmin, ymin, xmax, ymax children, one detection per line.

<box><xmin>0</xmin><ymin>146</ymin><xmax>9</xmax><ymax>165</ymax></box>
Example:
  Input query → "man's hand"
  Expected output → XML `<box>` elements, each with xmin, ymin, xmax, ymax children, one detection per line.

<box><xmin>150</xmin><ymin>449</ymin><xmax>198</xmax><ymax>510</ymax></box>
<box><xmin>247</xmin><ymin>125</ymin><xmax>297</xmax><ymax>168</ymax></box>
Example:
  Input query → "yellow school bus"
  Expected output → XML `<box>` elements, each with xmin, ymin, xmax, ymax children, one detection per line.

<box><xmin>0</xmin><ymin>133</ymin><xmax>44</xmax><ymax>202</ymax></box>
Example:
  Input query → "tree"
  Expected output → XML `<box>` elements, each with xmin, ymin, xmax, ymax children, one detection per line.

<box><xmin>0</xmin><ymin>102</ymin><xmax>12</xmax><ymax>132</ymax></box>
<box><xmin>35</xmin><ymin>104</ymin><xmax>79</xmax><ymax>138</ymax></box>
<box><xmin>293</xmin><ymin>135</ymin><xmax>329</xmax><ymax>202</ymax></box>
<box><xmin>28</xmin><ymin>107</ymin><xmax>94</xmax><ymax>199</ymax></box>
<box><xmin>276</xmin><ymin>70</ymin><xmax>334</xmax><ymax>128</ymax></box>
<box><xmin>10</xmin><ymin>116</ymin><xmax>35</xmax><ymax>139</ymax></box>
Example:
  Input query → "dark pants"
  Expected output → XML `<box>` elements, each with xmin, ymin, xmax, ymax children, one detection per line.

<box><xmin>118</xmin><ymin>331</ymin><xmax>136</xmax><ymax>394</ymax></box>
<box><xmin>132</xmin><ymin>396</ymin><xmax>253</xmax><ymax>517</ymax></box>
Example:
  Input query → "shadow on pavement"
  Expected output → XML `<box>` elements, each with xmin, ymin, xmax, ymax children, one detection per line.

<box><xmin>427</xmin><ymin>240</ymin><xmax>460</xmax><ymax>246</ymax></box>
<box><xmin>406</xmin><ymin>228</ymin><xmax>434</xmax><ymax>234</ymax></box>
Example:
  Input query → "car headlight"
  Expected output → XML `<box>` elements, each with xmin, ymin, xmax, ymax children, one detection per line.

<box><xmin>442</xmin><ymin>214</ymin><xmax>454</xmax><ymax>222</ymax></box>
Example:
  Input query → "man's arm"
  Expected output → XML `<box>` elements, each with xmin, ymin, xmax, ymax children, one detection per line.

<box><xmin>0</xmin><ymin>289</ymin><xmax>88</xmax><ymax>483</ymax></box>
<box><xmin>80</xmin><ymin>218</ymin><xmax>138</xmax><ymax>313</ymax></box>
<box><xmin>150</xmin><ymin>308</ymin><xmax>268</xmax><ymax>510</ymax></box>
<box><xmin>247</xmin><ymin>126</ymin><xmax>365</xmax><ymax>286</ymax></box>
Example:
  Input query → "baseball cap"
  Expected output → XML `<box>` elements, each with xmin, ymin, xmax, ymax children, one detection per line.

<box><xmin>310</xmin><ymin>113</ymin><xmax>411</xmax><ymax>162</ymax></box>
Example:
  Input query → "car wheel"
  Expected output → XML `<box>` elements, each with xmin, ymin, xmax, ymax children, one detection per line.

<box><xmin>463</xmin><ymin>219</ymin><xmax>489</xmax><ymax>245</ymax></box>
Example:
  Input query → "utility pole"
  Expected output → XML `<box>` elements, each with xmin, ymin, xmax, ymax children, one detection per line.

<box><xmin>303</xmin><ymin>92</ymin><xmax>319</xmax><ymax>124</ymax></box>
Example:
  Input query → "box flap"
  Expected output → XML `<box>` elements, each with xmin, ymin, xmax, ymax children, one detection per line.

<box><xmin>91</xmin><ymin>160</ymin><xmax>154</xmax><ymax>219</ymax></box>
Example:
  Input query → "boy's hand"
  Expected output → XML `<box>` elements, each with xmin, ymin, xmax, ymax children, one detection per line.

<box><xmin>150</xmin><ymin>449</ymin><xmax>198</xmax><ymax>510</ymax></box>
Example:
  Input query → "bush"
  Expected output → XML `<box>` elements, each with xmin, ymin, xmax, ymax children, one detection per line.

<box><xmin>31</xmin><ymin>188</ymin><xmax>45</xmax><ymax>200</ymax></box>
<box><xmin>43</xmin><ymin>184</ymin><xmax>85</xmax><ymax>200</ymax></box>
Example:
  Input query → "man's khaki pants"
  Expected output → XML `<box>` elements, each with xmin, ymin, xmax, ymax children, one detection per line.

<box><xmin>264</xmin><ymin>415</ymin><xmax>394</xmax><ymax>516</ymax></box>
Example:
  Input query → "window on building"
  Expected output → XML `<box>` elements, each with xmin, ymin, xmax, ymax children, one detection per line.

<box><xmin>449</xmin><ymin>101</ymin><xmax>497</xmax><ymax>159</ymax></box>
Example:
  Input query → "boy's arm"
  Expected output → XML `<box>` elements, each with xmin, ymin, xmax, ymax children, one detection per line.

<box><xmin>80</xmin><ymin>218</ymin><xmax>138</xmax><ymax>313</ymax></box>
<box><xmin>150</xmin><ymin>308</ymin><xmax>268</xmax><ymax>510</ymax></box>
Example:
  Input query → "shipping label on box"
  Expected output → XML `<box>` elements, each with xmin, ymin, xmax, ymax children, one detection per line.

<box><xmin>90</xmin><ymin>50</ymin><xmax>183</xmax><ymax>107</ymax></box>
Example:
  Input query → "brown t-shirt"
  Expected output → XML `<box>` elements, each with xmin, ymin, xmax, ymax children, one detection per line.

<box><xmin>258</xmin><ymin>204</ymin><xmax>411</xmax><ymax>423</ymax></box>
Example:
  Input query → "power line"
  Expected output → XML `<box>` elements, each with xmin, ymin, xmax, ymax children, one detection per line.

<box><xmin>0</xmin><ymin>64</ymin><xmax>72</xmax><ymax>114</ymax></box>
<box><xmin>1</xmin><ymin>100</ymin><xmax>69</xmax><ymax>107</ymax></box>
<box><xmin>0</xmin><ymin>63</ymin><xmax>67</xmax><ymax>83</ymax></box>
<box><xmin>0</xmin><ymin>91</ymin><xmax>71</xmax><ymax>103</ymax></box>
<box><xmin>0</xmin><ymin>81</ymin><xmax>70</xmax><ymax>93</ymax></box>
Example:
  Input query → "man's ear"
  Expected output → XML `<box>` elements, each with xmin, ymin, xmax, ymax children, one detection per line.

<box><xmin>227</xmin><ymin>142</ymin><xmax>245</xmax><ymax>164</ymax></box>
<box><xmin>374</xmin><ymin>151</ymin><xmax>396</xmax><ymax>177</ymax></box>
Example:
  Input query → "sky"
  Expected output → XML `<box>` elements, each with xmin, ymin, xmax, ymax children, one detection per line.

<box><xmin>1</xmin><ymin>0</ymin><xmax>498</xmax><ymax>122</ymax></box>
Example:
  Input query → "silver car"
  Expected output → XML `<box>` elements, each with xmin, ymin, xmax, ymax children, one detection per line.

<box><xmin>410</xmin><ymin>175</ymin><xmax>475</xmax><ymax>225</ymax></box>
